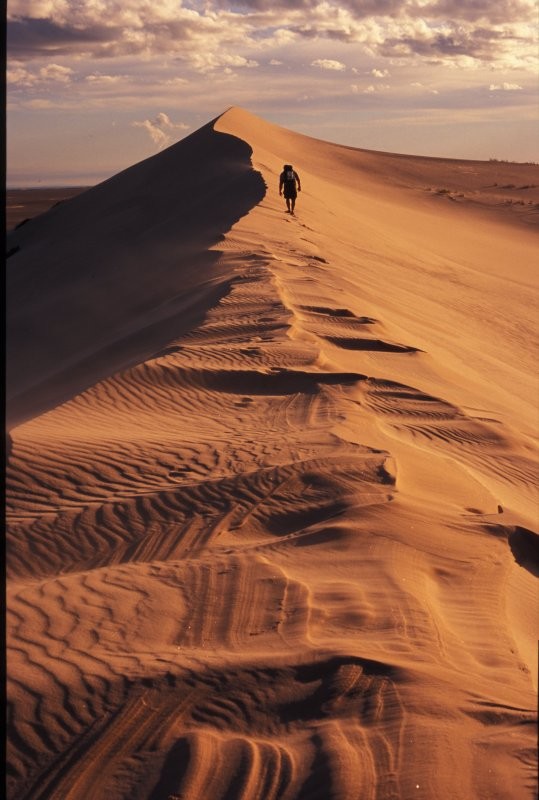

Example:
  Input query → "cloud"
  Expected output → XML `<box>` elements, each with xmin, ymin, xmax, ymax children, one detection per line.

<box><xmin>85</xmin><ymin>73</ymin><xmax>126</xmax><ymax>84</ymax></box>
<box><xmin>351</xmin><ymin>81</ymin><xmax>391</xmax><ymax>93</ymax></box>
<box><xmin>39</xmin><ymin>63</ymin><xmax>74</xmax><ymax>82</ymax></box>
<box><xmin>8</xmin><ymin>4</ymin><xmax>242</xmax><ymax>61</ymax></box>
<box><xmin>187</xmin><ymin>52</ymin><xmax>259</xmax><ymax>73</ymax></box>
<box><xmin>423</xmin><ymin>0</ymin><xmax>536</xmax><ymax>25</ymax></box>
<box><xmin>7</xmin><ymin>16</ymin><xmax>121</xmax><ymax>59</ymax></box>
<box><xmin>6</xmin><ymin>0</ymin><xmax>538</xmax><ymax>85</ymax></box>
<box><xmin>489</xmin><ymin>82</ymin><xmax>523</xmax><ymax>91</ymax></box>
<box><xmin>7</xmin><ymin>64</ymin><xmax>37</xmax><ymax>86</ymax></box>
<box><xmin>207</xmin><ymin>0</ymin><xmax>537</xmax><ymax>30</ymax></box>
<box><xmin>363</xmin><ymin>83</ymin><xmax>390</xmax><ymax>92</ymax></box>
<box><xmin>132</xmin><ymin>112</ymin><xmax>189</xmax><ymax>148</ymax></box>
<box><xmin>311</xmin><ymin>58</ymin><xmax>346</xmax><ymax>70</ymax></box>
<box><xmin>7</xmin><ymin>61</ymin><xmax>74</xmax><ymax>86</ymax></box>
<box><xmin>215</xmin><ymin>0</ymin><xmax>403</xmax><ymax>13</ymax></box>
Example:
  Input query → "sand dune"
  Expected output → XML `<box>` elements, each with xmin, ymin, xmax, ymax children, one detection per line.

<box><xmin>6</xmin><ymin>188</ymin><xmax>89</xmax><ymax>233</ymax></box>
<box><xmin>6</xmin><ymin>107</ymin><xmax>538</xmax><ymax>799</ymax></box>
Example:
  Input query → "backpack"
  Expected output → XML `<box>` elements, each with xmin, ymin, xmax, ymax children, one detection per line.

<box><xmin>284</xmin><ymin>169</ymin><xmax>295</xmax><ymax>183</ymax></box>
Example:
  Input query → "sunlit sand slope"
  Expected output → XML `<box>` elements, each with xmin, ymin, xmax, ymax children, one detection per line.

<box><xmin>6</xmin><ymin>107</ymin><xmax>538</xmax><ymax>800</ymax></box>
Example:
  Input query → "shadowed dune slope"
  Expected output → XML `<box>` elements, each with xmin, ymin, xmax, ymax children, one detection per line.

<box><xmin>6</xmin><ymin>116</ymin><xmax>266</xmax><ymax>427</ymax></box>
<box><xmin>6</xmin><ymin>107</ymin><xmax>538</xmax><ymax>800</ymax></box>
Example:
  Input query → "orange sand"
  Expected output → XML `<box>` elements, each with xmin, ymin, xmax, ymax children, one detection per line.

<box><xmin>6</xmin><ymin>107</ymin><xmax>538</xmax><ymax>799</ymax></box>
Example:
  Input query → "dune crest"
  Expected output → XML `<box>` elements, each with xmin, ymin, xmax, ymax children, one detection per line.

<box><xmin>6</xmin><ymin>106</ymin><xmax>538</xmax><ymax>799</ymax></box>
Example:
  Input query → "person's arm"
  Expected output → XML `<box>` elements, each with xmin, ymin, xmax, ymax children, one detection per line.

<box><xmin>295</xmin><ymin>171</ymin><xmax>301</xmax><ymax>191</ymax></box>
<box><xmin>279</xmin><ymin>174</ymin><xmax>284</xmax><ymax>195</ymax></box>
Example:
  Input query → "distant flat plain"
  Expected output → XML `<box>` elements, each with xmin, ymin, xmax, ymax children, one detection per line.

<box><xmin>6</xmin><ymin>187</ymin><xmax>89</xmax><ymax>231</ymax></box>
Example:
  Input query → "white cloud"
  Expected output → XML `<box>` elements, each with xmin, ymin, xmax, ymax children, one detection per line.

<box><xmin>39</xmin><ymin>64</ymin><xmax>74</xmax><ymax>83</ymax></box>
<box><xmin>132</xmin><ymin>112</ymin><xmax>189</xmax><ymax>148</ymax></box>
<box><xmin>371</xmin><ymin>68</ymin><xmax>389</xmax><ymax>77</ymax></box>
<box><xmin>7</xmin><ymin>64</ymin><xmax>36</xmax><ymax>86</ymax></box>
<box><xmin>183</xmin><ymin>51</ymin><xmax>258</xmax><ymax>73</ymax></box>
<box><xmin>85</xmin><ymin>73</ymin><xmax>125</xmax><ymax>84</ymax></box>
<box><xmin>489</xmin><ymin>82</ymin><xmax>523</xmax><ymax>91</ymax></box>
<box><xmin>363</xmin><ymin>83</ymin><xmax>390</xmax><ymax>93</ymax></box>
<box><xmin>265</xmin><ymin>28</ymin><xmax>297</xmax><ymax>46</ymax></box>
<box><xmin>8</xmin><ymin>62</ymin><xmax>74</xmax><ymax>86</ymax></box>
<box><xmin>311</xmin><ymin>58</ymin><xmax>346</xmax><ymax>71</ymax></box>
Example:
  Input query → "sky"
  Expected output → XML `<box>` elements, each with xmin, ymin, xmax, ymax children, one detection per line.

<box><xmin>6</xmin><ymin>0</ymin><xmax>539</xmax><ymax>186</ymax></box>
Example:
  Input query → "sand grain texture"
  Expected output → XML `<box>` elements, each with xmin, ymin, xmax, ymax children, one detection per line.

<box><xmin>6</xmin><ymin>107</ymin><xmax>538</xmax><ymax>800</ymax></box>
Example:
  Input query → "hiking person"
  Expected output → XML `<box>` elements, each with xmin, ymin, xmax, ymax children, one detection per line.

<box><xmin>279</xmin><ymin>164</ymin><xmax>301</xmax><ymax>214</ymax></box>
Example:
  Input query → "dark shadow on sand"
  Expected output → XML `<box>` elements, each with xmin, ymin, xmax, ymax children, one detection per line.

<box><xmin>508</xmin><ymin>527</ymin><xmax>539</xmax><ymax>577</ymax></box>
<box><xmin>6</xmin><ymin>117</ymin><xmax>266</xmax><ymax>428</ymax></box>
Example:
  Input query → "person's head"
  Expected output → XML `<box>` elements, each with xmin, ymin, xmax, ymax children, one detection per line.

<box><xmin>284</xmin><ymin>164</ymin><xmax>292</xmax><ymax>170</ymax></box>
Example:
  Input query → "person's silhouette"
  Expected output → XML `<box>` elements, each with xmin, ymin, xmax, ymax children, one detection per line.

<box><xmin>279</xmin><ymin>164</ymin><xmax>301</xmax><ymax>214</ymax></box>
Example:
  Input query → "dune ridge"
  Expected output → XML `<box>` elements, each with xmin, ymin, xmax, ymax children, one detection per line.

<box><xmin>6</xmin><ymin>107</ymin><xmax>538</xmax><ymax>799</ymax></box>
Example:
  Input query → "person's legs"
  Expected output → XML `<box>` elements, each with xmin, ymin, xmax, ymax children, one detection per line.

<box><xmin>285</xmin><ymin>191</ymin><xmax>296</xmax><ymax>213</ymax></box>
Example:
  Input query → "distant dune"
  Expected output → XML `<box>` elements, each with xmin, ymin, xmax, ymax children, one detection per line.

<box><xmin>6</xmin><ymin>107</ymin><xmax>538</xmax><ymax>800</ymax></box>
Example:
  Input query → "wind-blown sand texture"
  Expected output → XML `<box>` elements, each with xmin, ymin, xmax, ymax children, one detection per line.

<box><xmin>6</xmin><ymin>107</ymin><xmax>539</xmax><ymax>800</ymax></box>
